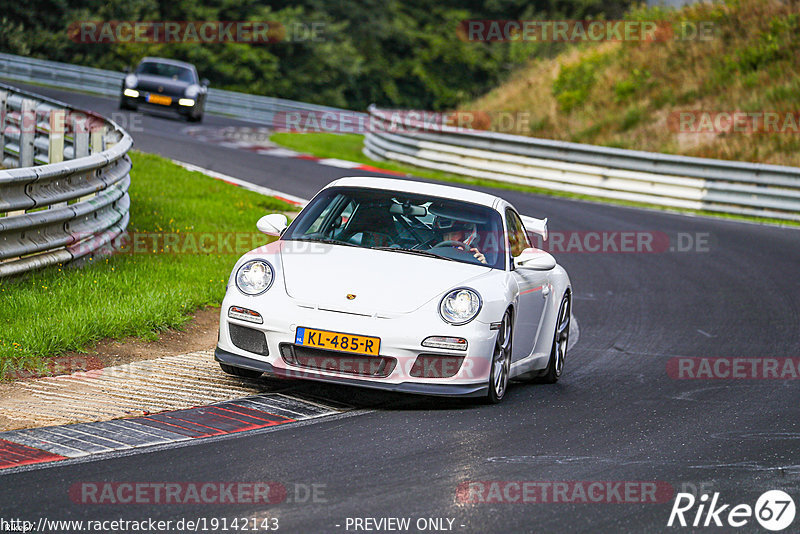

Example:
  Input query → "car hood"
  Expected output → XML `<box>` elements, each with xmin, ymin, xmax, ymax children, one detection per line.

<box><xmin>134</xmin><ymin>74</ymin><xmax>189</xmax><ymax>95</ymax></box>
<box><xmin>280</xmin><ymin>243</ymin><xmax>489</xmax><ymax>316</ymax></box>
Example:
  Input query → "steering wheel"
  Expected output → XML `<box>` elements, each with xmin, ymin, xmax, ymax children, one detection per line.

<box><xmin>432</xmin><ymin>240</ymin><xmax>469</xmax><ymax>249</ymax></box>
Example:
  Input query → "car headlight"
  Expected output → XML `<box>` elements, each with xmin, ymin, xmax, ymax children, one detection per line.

<box><xmin>185</xmin><ymin>84</ymin><xmax>200</xmax><ymax>98</ymax></box>
<box><xmin>439</xmin><ymin>288</ymin><xmax>482</xmax><ymax>325</ymax></box>
<box><xmin>124</xmin><ymin>74</ymin><xmax>138</xmax><ymax>88</ymax></box>
<box><xmin>235</xmin><ymin>260</ymin><xmax>274</xmax><ymax>296</ymax></box>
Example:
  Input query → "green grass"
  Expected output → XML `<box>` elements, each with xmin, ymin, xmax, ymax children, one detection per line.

<box><xmin>272</xmin><ymin>132</ymin><xmax>412</xmax><ymax>173</ymax></box>
<box><xmin>0</xmin><ymin>151</ymin><xmax>298</xmax><ymax>380</ymax></box>
<box><xmin>270</xmin><ymin>132</ymin><xmax>800</xmax><ymax>227</ymax></box>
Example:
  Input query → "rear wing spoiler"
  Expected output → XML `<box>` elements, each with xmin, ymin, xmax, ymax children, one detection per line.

<box><xmin>520</xmin><ymin>215</ymin><xmax>548</xmax><ymax>241</ymax></box>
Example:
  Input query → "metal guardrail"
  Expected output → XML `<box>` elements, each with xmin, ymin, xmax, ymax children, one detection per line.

<box><xmin>364</xmin><ymin>106</ymin><xmax>800</xmax><ymax>222</ymax></box>
<box><xmin>0</xmin><ymin>81</ymin><xmax>132</xmax><ymax>278</ymax></box>
<box><xmin>0</xmin><ymin>52</ymin><xmax>354</xmax><ymax>127</ymax></box>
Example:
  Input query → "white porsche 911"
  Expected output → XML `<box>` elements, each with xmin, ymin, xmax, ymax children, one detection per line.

<box><xmin>215</xmin><ymin>177</ymin><xmax>572</xmax><ymax>403</ymax></box>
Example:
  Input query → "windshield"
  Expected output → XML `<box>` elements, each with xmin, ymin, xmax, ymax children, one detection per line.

<box><xmin>136</xmin><ymin>61</ymin><xmax>196</xmax><ymax>83</ymax></box>
<box><xmin>283</xmin><ymin>186</ymin><xmax>505</xmax><ymax>269</ymax></box>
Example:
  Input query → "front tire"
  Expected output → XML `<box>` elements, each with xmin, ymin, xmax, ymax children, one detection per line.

<box><xmin>539</xmin><ymin>293</ymin><xmax>570</xmax><ymax>384</ymax></box>
<box><xmin>219</xmin><ymin>363</ymin><xmax>263</xmax><ymax>379</ymax></box>
<box><xmin>486</xmin><ymin>309</ymin><xmax>513</xmax><ymax>403</ymax></box>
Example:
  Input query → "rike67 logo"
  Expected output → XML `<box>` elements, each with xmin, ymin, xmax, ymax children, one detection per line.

<box><xmin>668</xmin><ymin>490</ymin><xmax>796</xmax><ymax>531</ymax></box>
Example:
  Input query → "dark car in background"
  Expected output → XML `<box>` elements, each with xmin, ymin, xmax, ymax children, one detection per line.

<box><xmin>120</xmin><ymin>57</ymin><xmax>208</xmax><ymax>122</ymax></box>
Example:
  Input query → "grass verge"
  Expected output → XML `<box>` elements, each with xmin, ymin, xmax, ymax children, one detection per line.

<box><xmin>0</xmin><ymin>151</ymin><xmax>298</xmax><ymax>380</ymax></box>
<box><xmin>270</xmin><ymin>132</ymin><xmax>799</xmax><ymax>227</ymax></box>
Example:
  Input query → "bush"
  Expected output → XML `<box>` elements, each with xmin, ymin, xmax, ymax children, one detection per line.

<box><xmin>613</xmin><ymin>68</ymin><xmax>651</xmax><ymax>103</ymax></box>
<box><xmin>552</xmin><ymin>51</ymin><xmax>610</xmax><ymax>112</ymax></box>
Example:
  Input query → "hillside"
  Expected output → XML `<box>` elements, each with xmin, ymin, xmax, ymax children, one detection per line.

<box><xmin>465</xmin><ymin>0</ymin><xmax>800</xmax><ymax>167</ymax></box>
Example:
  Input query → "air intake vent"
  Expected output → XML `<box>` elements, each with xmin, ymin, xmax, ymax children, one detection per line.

<box><xmin>229</xmin><ymin>324</ymin><xmax>269</xmax><ymax>356</ymax></box>
<box><xmin>410</xmin><ymin>354</ymin><xmax>464</xmax><ymax>378</ymax></box>
<box><xmin>279</xmin><ymin>344</ymin><xmax>396</xmax><ymax>377</ymax></box>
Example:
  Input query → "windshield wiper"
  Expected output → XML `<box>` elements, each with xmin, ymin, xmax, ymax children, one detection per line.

<box><xmin>372</xmin><ymin>246</ymin><xmax>458</xmax><ymax>261</ymax></box>
<box><xmin>292</xmin><ymin>237</ymin><xmax>358</xmax><ymax>247</ymax></box>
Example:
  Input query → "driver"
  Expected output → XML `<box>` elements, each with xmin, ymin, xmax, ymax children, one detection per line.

<box><xmin>434</xmin><ymin>217</ymin><xmax>486</xmax><ymax>264</ymax></box>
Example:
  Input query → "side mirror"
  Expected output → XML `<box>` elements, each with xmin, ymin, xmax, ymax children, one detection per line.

<box><xmin>200</xmin><ymin>78</ymin><xmax>210</xmax><ymax>87</ymax></box>
<box><xmin>515</xmin><ymin>248</ymin><xmax>556</xmax><ymax>270</ymax></box>
<box><xmin>257</xmin><ymin>213</ymin><xmax>288</xmax><ymax>237</ymax></box>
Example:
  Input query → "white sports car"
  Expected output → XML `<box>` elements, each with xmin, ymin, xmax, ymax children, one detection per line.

<box><xmin>215</xmin><ymin>177</ymin><xmax>572</xmax><ymax>403</ymax></box>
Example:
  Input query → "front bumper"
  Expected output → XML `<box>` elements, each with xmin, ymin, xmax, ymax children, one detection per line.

<box><xmin>216</xmin><ymin>290</ymin><xmax>496</xmax><ymax>398</ymax></box>
<box><xmin>121</xmin><ymin>93</ymin><xmax>198</xmax><ymax>115</ymax></box>
<box><xmin>215</xmin><ymin>346</ymin><xmax>488</xmax><ymax>397</ymax></box>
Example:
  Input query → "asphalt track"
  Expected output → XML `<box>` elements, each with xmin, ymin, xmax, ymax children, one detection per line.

<box><xmin>1</xmin><ymin>82</ymin><xmax>799</xmax><ymax>533</ymax></box>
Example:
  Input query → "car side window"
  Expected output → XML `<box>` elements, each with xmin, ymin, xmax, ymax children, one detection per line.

<box><xmin>305</xmin><ymin>194</ymin><xmax>349</xmax><ymax>235</ymax></box>
<box><xmin>506</xmin><ymin>209</ymin><xmax>530</xmax><ymax>257</ymax></box>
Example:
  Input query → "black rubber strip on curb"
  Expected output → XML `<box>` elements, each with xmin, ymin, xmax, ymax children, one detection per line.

<box><xmin>0</xmin><ymin>393</ymin><xmax>339</xmax><ymax>470</ymax></box>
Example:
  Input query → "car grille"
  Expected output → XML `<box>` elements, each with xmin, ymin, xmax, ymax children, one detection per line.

<box><xmin>229</xmin><ymin>323</ymin><xmax>269</xmax><ymax>356</ymax></box>
<box><xmin>409</xmin><ymin>354</ymin><xmax>465</xmax><ymax>378</ymax></box>
<box><xmin>279</xmin><ymin>344</ymin><xmax>396</xmax><ymax>377</ymax></box>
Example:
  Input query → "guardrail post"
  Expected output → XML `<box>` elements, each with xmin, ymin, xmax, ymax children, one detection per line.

<box><xmin>90</xmin><ymin>125</ymin><xmax>106</xmax><ymax>154</ymax></box>
<box><xmin>46</xmin><ymin>108</ymin><xmax>68</xmax><ymax>208</ymax></box>
<box><xmin>19</xmin><ymin>98</ymin><xmax>35</xmax><ymax>167</ymax></box>
<box><xmin>72</xmin><ymin>114</ymin><xmax>89</xmax><ymax>158</ymax></box>
<box><xmin>0</xmin><ymin>90</ymin><xmax>6</xmax><ymax>166</ymax></box>
<box><xmin>49</xmin><ymin>109</ymin><xmax>66</xmax><ymax>164</ymax></box>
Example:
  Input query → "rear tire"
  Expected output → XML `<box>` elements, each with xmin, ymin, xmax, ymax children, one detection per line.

<box><xmin>219</xmin><ymin>363</ymin><xmax>263</xmax><ymax>379</ymax></box>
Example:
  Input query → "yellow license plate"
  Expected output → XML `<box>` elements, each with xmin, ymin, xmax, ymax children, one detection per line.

<box><xmin>148</xmin><ymin>94</ymin><xmax>172</xmax><ymax>105</ymax></box>
<box><xmin>295</xmin><ymin>327</ymin><xmax>380</xmax><ymax>356</ymax></box>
